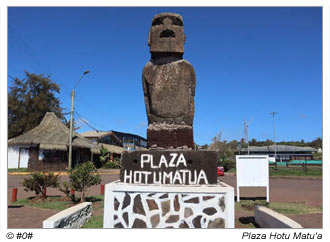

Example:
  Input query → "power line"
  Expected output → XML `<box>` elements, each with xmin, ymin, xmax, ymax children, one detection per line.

<box><xmin>8</xmin><ymin>24</ymin><xmax>42</xmax><ymax>73</ymax></box>
<box><xmin>8</xmin><ymin>74</ymin><xmax>16</xmax><ymax>81</ymax></box>
<box><xmin>74</xmin><ymin>108</ymin><xmax>110</xmax><ymax>132</ymax></box>
<box><xmin>73</xmin><ymin>111</ymin><xmax>99</xmax><ymax>132</ymax></box>
<box><xmin>75</xmin><ymin>109</ymin><xmax>110</xmax><ymax>131</ymax></box>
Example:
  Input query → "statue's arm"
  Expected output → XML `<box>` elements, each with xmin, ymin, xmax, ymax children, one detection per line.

<box><xmin>190</xmin><ymin>65</ymin><xmax>196</xmax><ymax>97</ymax></box>
<box><xmin>142</xmin><ymin>64</ymin><xmax>153</xmax><ymax>122</ymax></box>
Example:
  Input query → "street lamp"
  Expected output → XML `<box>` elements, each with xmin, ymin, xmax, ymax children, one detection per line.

<box><xmin>68</xmin><ymin>70</ymin><xmax>90</xmax><ymax>170</ymax></box>
<box><xmin>270</xmin><ymin>112</ymin><xmax>278</xmax><ymax>162</ymax></box>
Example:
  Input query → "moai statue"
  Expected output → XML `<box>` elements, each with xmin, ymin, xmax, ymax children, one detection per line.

<box><xmin>142</xmin><ymin>13</ymin><xmax>196</xmax><ymax>149</ymax></box>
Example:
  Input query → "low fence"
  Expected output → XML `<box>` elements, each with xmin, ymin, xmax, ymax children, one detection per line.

<box><xmin>269</xmin><ymin>160</ymin><xmax>322</xmax><ymax>166</ymax></box>
<box><xmin>269</xmin><ymin>160</ymin><xmax>322</xmax><ymax>176</ymax></box>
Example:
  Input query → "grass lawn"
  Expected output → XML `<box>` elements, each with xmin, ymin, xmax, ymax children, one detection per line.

<box><xmin>83</xmin><ymin>215</ymin><xmax>103</xmax><ymax>228</ymax></box>
<box><xmin>12</xmin><ymin>193</ymin><xmax>105</xmax><ymax>228</ymax></box>
<box><xmin>13</xmin><ymin>196</ymin><xmax>72</xmax><ymax>210</ymax></box>
<box><xmin>236</xmin><ymin>200</ymin><xmax>322</xmax><ymax>215</ymax></box>
<box><xmin>8</xmin><ymin>168</ymin><xmax>30</xmax><ymax>173</ymax></box>
<box><xmin>235</xmin><ymin>200</ymin><xmax>322</xmax><ymax>228</ymax></box>
<box><xmin>269</xmin><ymin>166</ymin><xmax>322</xmax><ymax>177</ymax></box>
<box><xmin>12</xmin><ymin>195</ymin><xmax>105</xmax><ymax>211</ymax></box>
<box><xmin>85</xmin><ymin>195</ymin><xmax>104</xmax><ymax>211</ymax></box>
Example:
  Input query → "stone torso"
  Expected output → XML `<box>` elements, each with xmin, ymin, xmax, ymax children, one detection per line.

<box><xmin>142</xmin><ymin>59</ymin><xmax>196</xmax><ymax>126</ymax></box>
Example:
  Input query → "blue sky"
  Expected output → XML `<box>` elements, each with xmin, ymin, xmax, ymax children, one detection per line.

<box><xmin>8</xmin><ymin>7</ymin><xmax>322</xmax><ymax>145</ymax></box>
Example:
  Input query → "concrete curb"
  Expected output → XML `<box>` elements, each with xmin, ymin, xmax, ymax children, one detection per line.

<box><xmin>43</xmin><ymin>202</ymin><xmax>92</xmax><ymax>228</ymax></box>
<box><xmin>254</xmin><ymin>205</ymin><xmax>303</xmax><ymax>228</ymax></box>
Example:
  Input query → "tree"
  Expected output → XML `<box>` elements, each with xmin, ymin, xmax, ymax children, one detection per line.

<box><xmin>8</xmin><ymin>72</ymin><xmax>64</xmax><ymax>139</ymax></box>
<box><xmin>240</xmin><ymin>138</ymin><xmax>247</xmax><ymax>149</ymax></box>
<box><xmin>22</xmin><ymin>172</ymin><xmax>59</xmax><ymax>200</ymax></box>
<box><xmin>250</xmin><ymin>138</ymin><xmax>257</xmax><ymax>146</ymax></box>
<box><xmin>264</xmin><ymin>139</ymin><xmax>274</xmax><ymax>146</ymax></box>
<box><xmin>310</xmin><ymin>137</ymin><xmax>322</xmax><ymax>149</ymax></box>
<box><xmin>100</xmin><ymin>145</ymin><xmax>110</xmax><ymax>164</ymax></box>
<box><xmin>69</xmin><ymin>161</ymin><xmax>101</xmax><ymax>202</ymax></box>
<box><xmin>200</xmin><ymin>144</ymin><xmax>209</xmax><ymax>150</ymax></box>
<box><xmin>312</xmin><ymin>151</ymin><xmax>322</xmax><ymax>160</ymax></box>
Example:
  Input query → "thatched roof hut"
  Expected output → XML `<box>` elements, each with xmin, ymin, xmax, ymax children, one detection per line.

<box><xmin>80</xmin><ymin>130</ymin><xmax>123</xmax><ymax>147</ymax></box>
<box><xmin>8</xmin><ymin>112</ymin><xmax>101</xmax><ymax>154</ymax></box>
<box><xmin>99</xmin><ymin>143</ymin><xmax>125</xmax><ymax>155</ymax></box>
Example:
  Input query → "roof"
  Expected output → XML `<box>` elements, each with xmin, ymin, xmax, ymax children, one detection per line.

<box><xmin>111</xmin><ymin>130</ymin><xmax>147</xmax><ymax>141</ymax></box>
<box><xmin>80</xmin><ymin>130</ymin><xmax>122</xmax><ymax>146</ymax></box>
<box><xmin>99</xmin><ymin>143</ymin><xmax>125</xmax><ymax>155</ymax></box>
<box><xmin>8</xmin><ymin>112</ymin><xmax>101</xmax><ymax>154</ymax></box>
<box><xmin>242</xmin><ymin>145</ymin><xmax>317</xmax><ymax>153</ymax></box>
<box><xmin>80</xmin><ymin>130</ymin><xmax>113</xmax><ymax>138</ymax></box>
<box><xmin>81</xmin><ymin>130</ymin><xmax>147</xmax><ymax>145</ymax></box>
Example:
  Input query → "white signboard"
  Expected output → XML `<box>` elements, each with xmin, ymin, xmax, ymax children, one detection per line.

<box><xmin>236</xmin><ymin>155</ymin><xmax>269</xmax><ymax>202</ymax></box>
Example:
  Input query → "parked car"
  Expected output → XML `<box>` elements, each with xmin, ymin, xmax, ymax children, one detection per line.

<box><xmin>217</xmin><ymin>166</ymin><xmax>224</xmax><ymax>176</ymax></box>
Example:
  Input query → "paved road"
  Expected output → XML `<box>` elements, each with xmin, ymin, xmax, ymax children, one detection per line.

<box><xmin>7</xmin><ymin>173</ymin><xmax>322</xmax><ymax>228</ymax></box>
<box><xmin>218</xmin><ymin>175</ymin><xmax>322</xmax><ymax>228</ymax></box>
<box><xmin>219</xmin><ymin>175</ymin><xmax>322</xmax><ymax>206</ymax></box>
<box><xmin>8</xmin><ymin>173</ymin><xmax>322</xmax><ymax>206</ymax></box>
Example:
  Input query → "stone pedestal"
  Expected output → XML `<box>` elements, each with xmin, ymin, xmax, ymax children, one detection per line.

<box><xmin>147</xmin><ymin>125</ymin><xmax>194</xmax><ymax>149</ymax></box>
<box><xmin>103</xmin><ymin>181</ymin><xmax>235</xmax><ymax>228</ymax></box>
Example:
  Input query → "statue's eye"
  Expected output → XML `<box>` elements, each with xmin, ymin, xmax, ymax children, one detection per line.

<box><xmin>172</xmin><ymin>17</ymin><xmax>183</xmax><ymax>26</ymax></box>
<box><xmin>152</xmin><ymin>18</ymin><xmax>163</xmax><ymax>26</ymax></box>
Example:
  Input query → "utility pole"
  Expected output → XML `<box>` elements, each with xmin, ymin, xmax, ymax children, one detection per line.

<box><xmin>270</xmin><ymin>112</ymin><xmax>278</xmax><ymax>162</ymax></box>
<box><xmin>68</xmin><ymin>70</ymin><xmax>90</xmax><ymax>170</ymax></box>
<box><xmin>216</xmin><ymin>130</ymin><xmax>222</xmax><ymax>151</ymax></box>
<box><xmin>244</xmin><ymin>120</ymin><xmax>249</xmax><ymax>155</ymax></box>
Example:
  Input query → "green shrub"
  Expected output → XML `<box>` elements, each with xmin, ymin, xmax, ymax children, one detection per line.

<box><xmin>219</xmin><ymin>159</ymin><xmax>236</xmax><ymax>172</ymax></box>
<box><xmin>69</xmin><ymin>161</ymin><xmax>101</xmax><ymax>202</ymax></box>
<box><xmin>99</xmin><ymin>145</ymin><xmax>109</xmax><ymax>164</ymax></box>
<box><xmin>103</xmin><ymin>160</ymin><xmax>121</xmax><ymax>169</ymax></box>
<box><xmin>58</xmin><ymin>181</ymin><xmax>76</xmax><ymax>202</ymax></box>
<box><xmin>22</xmin><ymin>172</ymin><xmax>59</xmax><ymax>199</ymax></box>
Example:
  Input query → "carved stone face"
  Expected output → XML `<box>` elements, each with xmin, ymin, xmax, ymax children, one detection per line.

<box><xmin>148</xmin><ymin>13</ymin><xmax>185</xmax><ymax>53</ymax></box>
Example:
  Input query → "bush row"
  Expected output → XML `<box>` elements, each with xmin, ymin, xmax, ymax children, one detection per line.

<box><xmin>22</xmin><ymin>161</ymin><xmax>101</xmax><ymax>202</ymax></box>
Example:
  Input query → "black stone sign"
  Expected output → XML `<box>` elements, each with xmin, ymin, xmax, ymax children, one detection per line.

<box><xmin>120</xmin><ymin>150</ymin><xmax>218</xmax><ymax>185</ymax></box>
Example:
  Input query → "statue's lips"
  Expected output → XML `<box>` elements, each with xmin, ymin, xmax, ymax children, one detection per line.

<box><xmin>160</xmin><ymin>29</ymin><xmax>175</xmax><ymax>38</ymax></box>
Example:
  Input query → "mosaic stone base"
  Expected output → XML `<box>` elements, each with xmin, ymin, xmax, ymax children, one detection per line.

<box><xmin>104</xmin><ymin>182</ymin><xmax>234</xmax><ymax>228</ymax></box>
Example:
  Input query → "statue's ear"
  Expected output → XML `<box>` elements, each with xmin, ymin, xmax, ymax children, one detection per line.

<box><xmin>148</xmin><ymin>30</ymin><xmax>151</xmax><ymax>46</ymax></box>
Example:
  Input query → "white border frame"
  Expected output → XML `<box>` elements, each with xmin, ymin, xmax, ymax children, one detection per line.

<box><xmin>0</xmin><ymin>1</ymin><xmax>328</xmax><ymax>241</ymax></box>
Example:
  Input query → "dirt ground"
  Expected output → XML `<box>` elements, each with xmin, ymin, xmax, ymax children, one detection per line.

<box><xmin>7</xmin><ymin>172</ymin><xmax>322</xmax><ymax>228</ymax></box>
<box><xmin>221</xmin><ymin>175</ymin><xmax>322</xmax><ymax>228</ymax></box>
<box><xmin>219</xmin><ymin>175</ymin><xmax>322</xmax><ymax>207</ymax></box>
<box><xmin>8</xmin><ymin>206</ymin><xmax>58</xmax><ymax>228</ymax></box>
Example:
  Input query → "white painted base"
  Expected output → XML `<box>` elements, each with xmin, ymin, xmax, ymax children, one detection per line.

<box><xmin>103</xmin><ymin>181</ymin><xmax>235</xmax><ymax>228</ymax></box>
